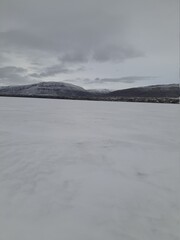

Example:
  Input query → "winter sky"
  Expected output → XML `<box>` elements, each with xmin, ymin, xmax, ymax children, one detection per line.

<box><xmin>0</xmin><ymin>0</ymin><xmax>179</xmax><ymax>89</ymax></box>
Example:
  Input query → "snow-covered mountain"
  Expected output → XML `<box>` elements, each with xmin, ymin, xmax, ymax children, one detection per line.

<box><xmin>0</xmin><ymin>82</ymin><xmax>91</xmax><ymax>98</ymax></box>
<box><xmin>108</xmin><ymin>84</ymin><xmax>179</xmax><ymax>98</ymax></box>
<box><xmin>0</xmin><ymin>82</ymin><xmax>179</xmax><ymax>103</ymax></box>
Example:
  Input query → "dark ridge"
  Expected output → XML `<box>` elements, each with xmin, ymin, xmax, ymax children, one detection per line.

<box><xmin>0</xmin><ymin>82</ymin><xmax>179</xmax><ymax>104</ymax></box>
<box><xmin>107</xmin><ymin>84</ymin><xmax>180</xmax><ymax>98</ymax></box>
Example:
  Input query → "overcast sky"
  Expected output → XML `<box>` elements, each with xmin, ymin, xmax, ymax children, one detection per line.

<box><xmin>0</xmin><ymin>0</ymin><xmax>179</xmax><ymax>89</ymax></box>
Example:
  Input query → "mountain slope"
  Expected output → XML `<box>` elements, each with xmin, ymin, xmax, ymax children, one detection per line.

<box><xmin>0</xmin><ymin>82</ymin><xmax>91</xmax><ymax>98</ymax></box>
<box><xmin>107</xmin><ymin>84</ymin><xmax>180</xmax><ymax>98</ymax></box>
<box><xmin>0</xmin><ymin>82</ymin><xmax>179</xmax><ymax>103</ymax></box>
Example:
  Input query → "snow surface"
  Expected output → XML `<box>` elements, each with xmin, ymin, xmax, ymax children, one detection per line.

<box><xmin>0</xmin><ymin>97</ymin><xmax>179</xmax><ymax>240</ymax></box>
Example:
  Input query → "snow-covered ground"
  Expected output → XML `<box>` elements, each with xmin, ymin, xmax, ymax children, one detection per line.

<box><xmin>0</xmin><ymin>97</ymin><xmax>179</xmax><ymax>240</ymax></box>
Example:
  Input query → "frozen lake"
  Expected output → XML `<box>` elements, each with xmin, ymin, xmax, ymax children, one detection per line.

<box><xmin>0</xmin><ymin>97</ymin><xmax>179</xmax><ymax>240</ymax></box>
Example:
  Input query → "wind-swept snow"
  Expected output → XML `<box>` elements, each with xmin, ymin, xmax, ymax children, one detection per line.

<box><xmin>0</xmin><ymin>97</ymin><xmax>179</xmax><ymax>240</ymax></box>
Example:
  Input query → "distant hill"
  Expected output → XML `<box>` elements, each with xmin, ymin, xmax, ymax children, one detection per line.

<box><xmin>0</xmin><ymin>82</ymin><xmax>91</xmax><ymax>98</ymax></box>
<box><xmin>88</xmin><ymin>89</ymin><xmax>111</xmax><ymax>95</ymax></box>
<box><xmin>108</xmin><ymin>84</ymin><xmax>179</xmax><ymax>98</ymax></box>
<box><xmin>0</xmin><ymin>82</ymin><xmax>179</xmax><ymax>103</ymax></box>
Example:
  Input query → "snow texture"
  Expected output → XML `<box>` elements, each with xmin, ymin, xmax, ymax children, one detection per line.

<box><xmin>0</xmin><ymin>97</ymin><xmax>179</xmax><ymax>240</ymax></box>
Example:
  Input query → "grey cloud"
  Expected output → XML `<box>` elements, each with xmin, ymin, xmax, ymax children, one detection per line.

<box><xmin>59</xmin><ymin>52</ymin><xmax>88</xmax><ymax>64</ymax></box>
<box><xmin>97</xmin><ymin>76</ymin><xmax>157</xmax><ymax>84</ymax></box>
<box><xmin>0</xmin><ymin>0</ymin><xmax>178</xmax><ymax>86</ymax></box>
<box><xmin>0</xmin><ymin>66</ymin><xmax>29</xmax><ymax>85</ymax></box>
<box><xmin>69</xmin><ymin>76</ymin><xmax>157</xmax><ymax>84</ymax></box>
<box><xmin>30</xmin><ymin>64</ymin><xmax>84</xmax><ymax>78</ymax></box>
<box><xmin>0</xmin><ymin>66</ymin><xmax>27</xmax><ymax>76</ymax></box>
<box><xmin>93</xmin><ymin>45</ymin><xmax>144</xmax><ymax>62</ymax></box>
<box><xmin>0</xmin><ymin>30</ymin><xmax>45</xmax><ymax>51</ymax></box>
<box><xmin>1</xmin><ymin>30</ymin><xmax>143</xmax><ymax>66</ymax></box>
<box><xmin>0</xmin><ymin>53</ymin><xmax>8</xmax><ymax>63</ymax></box>
<box><xmin>0</xmin><ymin>0</ymin><xmax>144</xmax><ymax>65</ymax></box>
<box><xmin>0</xmin><ymin>29</ymin><xmax>143</xmax><ymax>64</ymax></box>
<box><xmin>58</xmin><ymin>44</ymin><xmax>143</xmax><ymax>64</ymax></box>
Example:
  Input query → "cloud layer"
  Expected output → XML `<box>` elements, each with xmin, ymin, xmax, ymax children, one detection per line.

<box><xmin>0</xmin><ymin>66</ymin><xmax>29</xmax><ymax>85</ymax></box>
<box><xmin>0</xmin><ymin>0</ymin><xmax>146</xmax><ymax>64</ymax></box>
<box><xmin>0</xmin><ymin>0</ymin><xmax>178</xmax><ymax>87</ymax></box>
<box><xmin>66</xmin><ymin>76</ymin><xmax>157</xmax><ymax>85</ymax></box>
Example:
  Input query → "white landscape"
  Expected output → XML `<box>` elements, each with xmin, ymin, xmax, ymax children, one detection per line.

<box><xmin>0</xmin><ymin>97</ymin><xmax>179</xmax><ymax>240</ymax></box>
